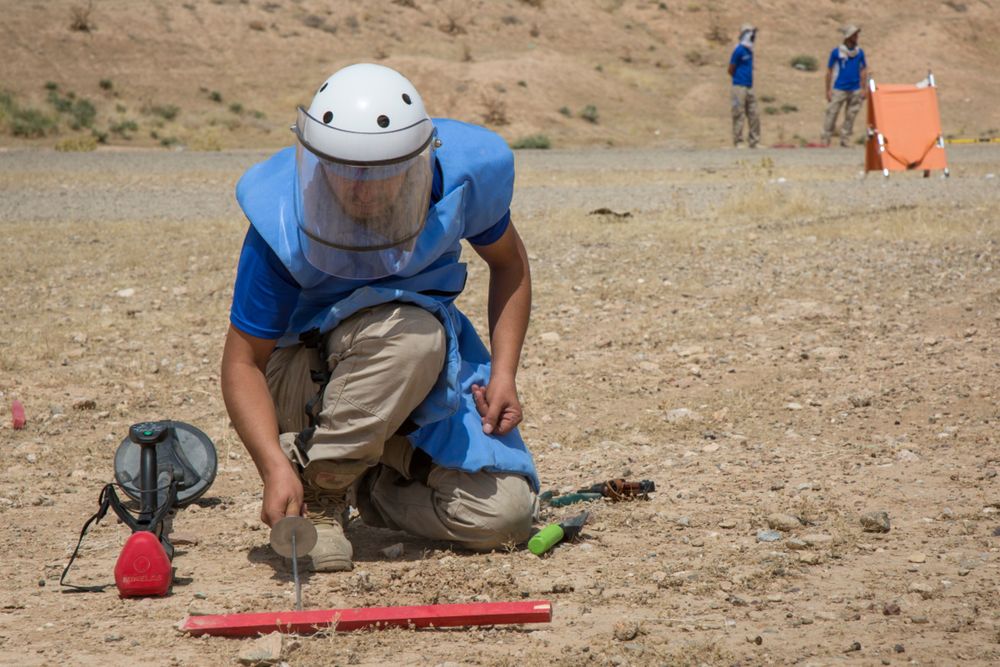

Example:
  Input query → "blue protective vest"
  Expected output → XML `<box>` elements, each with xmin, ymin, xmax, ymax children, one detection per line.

<box><xmin>235</xmin><ymin>119</ymin><xmax>538</xmax><ymax>490</ymax></box>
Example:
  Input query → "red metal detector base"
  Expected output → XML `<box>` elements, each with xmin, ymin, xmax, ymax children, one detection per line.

<box><xmin>180</xmin><ymin>600</ymin><xmax>553</xmax><ymax>637</ymax></box>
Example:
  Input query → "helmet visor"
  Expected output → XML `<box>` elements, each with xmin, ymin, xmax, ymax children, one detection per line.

<box><xmin>293</xmin><ymin>108</ymin><xmax>433</xmax><ymax>279</ymax></box>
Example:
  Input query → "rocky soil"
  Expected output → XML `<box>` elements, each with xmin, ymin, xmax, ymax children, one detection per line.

<box><xmin>1</xmin><ymin>145</ymin><xmax>998</xmax><ymax>665</ymax></box>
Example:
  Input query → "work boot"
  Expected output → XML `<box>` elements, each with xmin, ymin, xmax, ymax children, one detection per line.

<box><xmin>300</xmin><ymin>459</ymin><xmax>370</xmax><ymax>572</ymax></box>
<box><xmin>303</xmin><ymin>485</ymin><xmax>353</xmax><ymax>572</ymax></box>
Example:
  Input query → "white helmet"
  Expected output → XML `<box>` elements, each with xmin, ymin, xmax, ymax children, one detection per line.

<box><xmin>292</xmin><ymin>64</ymin><xmax>437</xmax><ymax>279</ymax></box>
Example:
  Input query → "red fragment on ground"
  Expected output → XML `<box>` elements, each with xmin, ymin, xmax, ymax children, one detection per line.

<box><xmin>11</xmin><ymin>400</ymin><xmax>26</xmax><ymax>430</ymax></box>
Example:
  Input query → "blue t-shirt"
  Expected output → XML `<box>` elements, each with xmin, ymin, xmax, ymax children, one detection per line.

<box><xmin>229</xmin><ymin>159</ymin><xmax>511</xmax><ymax>340</ymax></box>
<box><xmin>729</xmin><ymin>44</ymin><xmax>753</xmax><ymax>88</ymax></box>
<box><xmin>827</xmin><ymin>47</ymin><xmax>866</xmax><ymax>91</ymax></box>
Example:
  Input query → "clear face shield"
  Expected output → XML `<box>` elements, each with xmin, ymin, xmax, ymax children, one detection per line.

<box><xmin>292</xmin><ymin>107</ymin><xmax>434</xmax><ymax>280</ymax></box>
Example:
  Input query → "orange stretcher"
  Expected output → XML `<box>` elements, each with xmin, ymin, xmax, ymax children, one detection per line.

<box><xmin>865</xmin><ymin>73</ymin><xmax>949</xmax><ymax>178</ymax></box>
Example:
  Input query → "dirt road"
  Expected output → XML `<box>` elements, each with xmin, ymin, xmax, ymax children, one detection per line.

<box><xmin>1</xmin><ymin>145</ymin><xmax>998</xmax><ymax>665</ymax></box>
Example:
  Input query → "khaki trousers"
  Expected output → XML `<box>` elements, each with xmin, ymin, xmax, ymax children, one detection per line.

<box><xmin>731</xmin><ymin>85</ymin><xmax>760</xmax><ymax>147</ymax></box>
<box><xmin>265</xmin><ymin>302</ymin><xmax>536</xmax><ymax>550</ymax></box>
<box><xmin>822</xmin><ymin>89</ymin><xmax>864</xmax><ymax>146</ymax></box>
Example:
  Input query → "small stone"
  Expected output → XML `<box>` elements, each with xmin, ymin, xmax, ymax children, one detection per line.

<box><xmin>238</xmin><ymin>631</ymin><xmax>283</xmax><ymax>665</ymax></box>
<box><xmin>883</xmin><ymin>601</ymin><xmax>901</xmax><ymax>615</ymax></box>
<box><xmin>908</xmin><ymin>552</ymin><xmax>926</xmax><ymax>564</ymax></box>
<box><xmin>896</xmin><ymin>449</ymin><xmax>920</xmax><ymax>462</ymax></box>
<box><xmin>665</xmin><ymin>408</ymin><xmax>698</xmax><ymax>424</ymax></box>
<box><xmin>860</xmin><ymin>511</ymin><xmax>891</xmax><ymax>533</ymax></box>
<box><xmin>172</xmin><ymin>532</ymin><xmax>201</xmax><ymax>545</ymax></box>
<box><xmin>72</xmin><ymin>397</ymin><xmax>97</xmax><ymax>411</ymax></box>
<box><xmin>756</xmin><ymin>530</ymin><xmax>782</xmax><ymax>543</ymax></box>
<box><xmin>786</xmin><ymin>537</ymin><xmax>808</xmax><ymax>550</ymax></box>
<box><xmin>785</xmin><ymin>402</ymin><xmax>803</xmax><ymax>410</ymax></box>
<box><xmin>241</xmin><ymin>519</ymin><xmax>262</xmax><ymax>531</ymax></box>
<box><xmin>104</xmin><ymin>633</ymin><xmax>124</xmax><ymax>642</ymax></box>
<box><xmin>769</xmin><ymin>481</ymin><xmax>785</xmax><ymax>491</ymax></box>
<box><xmin>26</xmin><ymin>453</ymin><xmax>37</xmax><ymax>464</ymax></box>
<box><xmin>801</xmin><ymin>534</ymin><xmax>833</xmax><ymax>547</ymax></box>
<box><xmin>910</xmin><ymin>615</ymin><xmax>929</xmax><ymax>624</ymax></box>
<box><xmin>767</xmin><ymin>513</ymin><xmax>801</xmax><ymax>532</ymax></box>
<box><xmin>797</xmin><ymin>551</ymin><xmax>821</xmax><ymax>565</ymax></box>
<box><xmin>702</xmin><ymin>443</ymin><xmax>720</xmax><ymax>453</ymax></box>
<box><xmin>613</xmin><ymin>621</ymin><xmax>640</xmax><ymax>642</ymax></box>
<box><xmin>675</xmin><ymin>516</ymin><xmax>690</xmax><ymax>527</ymax></box>
<box><xmin>380</xmin><ymin>543</ymin><xmax>405</xmax><ymax>559</ymax></box>
<box><xmin>718</xmin><ymin>519</ymin><xmax>737</xmax><ymax>529</ymax></box>
<box><xmin>540</xmin><ymin>332</ymin><xmax>561</xmax><ymax>344</ymax></box>
<box><xmin>49</xmin><ymin>404</ymin><xmax>65</xmax><ymax>416</ymax></box>
<box><xmin>622</xmin><ymin>642</ymin><xmax>644</xmax><ymax>655</ymax></box>
<box><xmin>116</xmin><ymin>288</ymin><xmax>136</xmax><ymax>298</ymax></box>
<box><xmin>845</xmin><ymin>641</ymin><xmax>862</xmax><ymax>653</ymax></box>
<box><xmin>908</xmin><ymin>581</ymin><xmax>935</xmax><ymax>599</ymax></box>
<box><xmin>746</xmin><ymin>635</ymin><xmax>763</xmax><ymax>645</ymax></box>
<box><xmin>894</xmin><ymin>644</ymin><xmax>905</xmax><ymax>653</ymax></box>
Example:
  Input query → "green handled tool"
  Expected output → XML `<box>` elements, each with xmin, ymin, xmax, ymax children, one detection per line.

<box><xmin>528</xmin><ymin>511</ymin><xmax>589</xmax><ymax>556</ymax></box>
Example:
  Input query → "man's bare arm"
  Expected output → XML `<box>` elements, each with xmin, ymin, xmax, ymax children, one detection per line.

<box><xmin>221</xmin><ymin>325</ymin><xmax>303</xmax><ymax>525</ymax></box>
<box><xmin>469</xmin><ymin>223</ymin><xmax>531</xmax><ymax>435</ymax></box>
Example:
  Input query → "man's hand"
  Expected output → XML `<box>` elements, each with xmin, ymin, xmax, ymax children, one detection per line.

<box><xmin>471</xmin><ymin>377</ymin><xmax>523</xmax><ymax>436</ymax></box>
<box><xmin>826</xmin><ymin>89</ymin><xmax>833</xmax><ymax>103</ymax></box>
<box><xmin>260</xmin><ymin>462</ymin><xmax>305</xmax><ymax>527</ymax></box>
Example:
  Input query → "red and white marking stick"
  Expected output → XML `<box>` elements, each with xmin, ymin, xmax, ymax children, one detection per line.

<box><xmin>180</xmin><ymin>600</ymin><xmax>552</xmax><ymax>637</ymax></box>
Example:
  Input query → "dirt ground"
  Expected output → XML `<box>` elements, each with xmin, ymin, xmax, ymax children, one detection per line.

<box><xmin>1</xmin><ymin>144</ymin><xmax>998</xmax><ymax>666</ymax></box>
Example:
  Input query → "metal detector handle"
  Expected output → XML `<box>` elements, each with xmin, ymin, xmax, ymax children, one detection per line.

<box><xmin>129</xmin><ymin>422</ymin><xmax>169</xmax><ymax>522</ymax></box>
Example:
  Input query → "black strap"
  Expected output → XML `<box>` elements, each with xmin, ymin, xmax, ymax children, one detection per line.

<box><xmin>60</xmin><ymin>480</ymin><xmax>178</xmax><ymax>593</ymax></box>
<box><xmin>60</xmin><ymin>484</ymin><xmax>116</xmax><ymax>592</ymax></box>
<box><xmin>295</xmin><ymin>328</ymin><xmax>333</xmax><ymax>460</ymax></box>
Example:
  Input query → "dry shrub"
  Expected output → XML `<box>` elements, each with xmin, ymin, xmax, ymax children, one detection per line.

<box><xmin>481</xmin><ymin>94</ymin><xmax>508</xmax><ymax>126</ymax></box>
<box><xmin>55</xmin><ymin>135</ymin><xmax>98</xmax><ymax>152</ymax></box>
<box><xmin>705</xmin><ymin>23</ymin><xmax>728</xmax><ymax>45</ymax></box>
<box><xmin>718</xmin><ymin>183</ymin><xmax>819</xmax><ymax>220</ymax></box>
<box><xmin>684</xmin><ymin>50</ymin><xmax>708</xmax><ymax>66</ymax></box>
<box><xmin>439</xmin><ymin>11</ymin><xmax>466</xmax><ymax>35</ymax></box>
<box><xmin>69</xmin><ymin>2</ymin><xmax>94</xmax><ymax>32</ymax></box>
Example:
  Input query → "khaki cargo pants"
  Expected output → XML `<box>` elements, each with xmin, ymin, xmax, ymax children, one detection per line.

<box><xmin>822</xmin><ymin>89</ymin><xmax>864</xmax><ymax>146</ymax></box>
<box><xmin>731</xmin><ymin>85</ymin><xmax>760</xmax><ymax>148</ymax></box>
<box><xmin>265</xmin><ymin>302</ymin><xmax>536</xmax><ymax>551</ymax></box>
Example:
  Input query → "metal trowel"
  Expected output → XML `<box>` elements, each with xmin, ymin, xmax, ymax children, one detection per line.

<box><xmin>269</xmin><ymin>516</ymin><xmax>317</xmax><ymax>610</ymax></box>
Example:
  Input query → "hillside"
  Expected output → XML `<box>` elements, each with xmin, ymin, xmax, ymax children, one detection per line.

<box><xmin>1</xmin><ymin>0</ymin><xmax>998</xmax><ymax>149</ymax></box>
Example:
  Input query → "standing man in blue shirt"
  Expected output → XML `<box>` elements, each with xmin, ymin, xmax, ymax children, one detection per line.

<box><xmin>221</xmin><ymin>64</ymin><xmax>538</xmax><ymax>572</ymax></box>
<box><xmin>727</xmin><ymin>23</ymin><xmax>759</xmax><ymax>149</ymax></box>
<box><xmin>822</xmin><ymin>25</ymin><xmax>868</xmax><ymax>147</ymax></box>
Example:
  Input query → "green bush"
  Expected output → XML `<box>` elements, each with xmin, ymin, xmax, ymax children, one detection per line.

<box><xmin>11</xmin><ymin>107</ymin><xmax>56</xmax><ymax>137</ymax></box>
<box><xmin>780</xmin><ymin>103</ymin><xmax>798</xmax><ymax>113</ymax></box>
<box><xmin>44</xmin><ymin>81</ymin><xmax>59</xmax><ymax>91</ymax></box>
<box><xmin>558</xmin><ymin>106</ymin><xmax>572</xmax><ymax>117</ymax></box>
<box><xmin>764</xmin><ymin>106</ymin><xmax>779</xmax><ymax>115</ymax></box>
<box><xmin>99</xmin><ymin>79</ymin><xmax>114</xmax><ymax>91</ymax></box>
<box><xmin>759</xmin><ymin>94</ymin><xmax>776</xmax><ymax>103</ymax></box>
<box><xmin>69</xmin><ymin>98</ymin><xmax>96</xmax><ymax>129</ymax></box>
<box><xmin>580</xmin><ymin>104</ymin><xmax>599</xmax><ymax>124</ymax></box>
<box><xmin>110</xmin><ymin>119</ymin><xmax>139</xmax><ymax>137</ymax></box>
<box><xmin>229</xmin><ymin>102</ymin><xmax>244</xmax><ymax>115</ymax></box>
<box><xmin>511</xmin><ymin>134</ymin><xmax>551</xmax><ymax>149</ymax></box>
<box><xmin>790</xmin><ymin>55</ymin><xmax>818</xmax><ymax>72</ymax></box>
<box><xmin>209</xmin><ymin>90</ymin><xmax>223</xmax><ymax>103</ymax></box>
<box><xmin>47</xmin><ymin>90</ymin><xmax>73</xmax><ymax>113</ymax></box>
<box><xmin>148</xmin><ymin>104</ymin><xmax>180</xmax><ymax>121</ymax></box>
